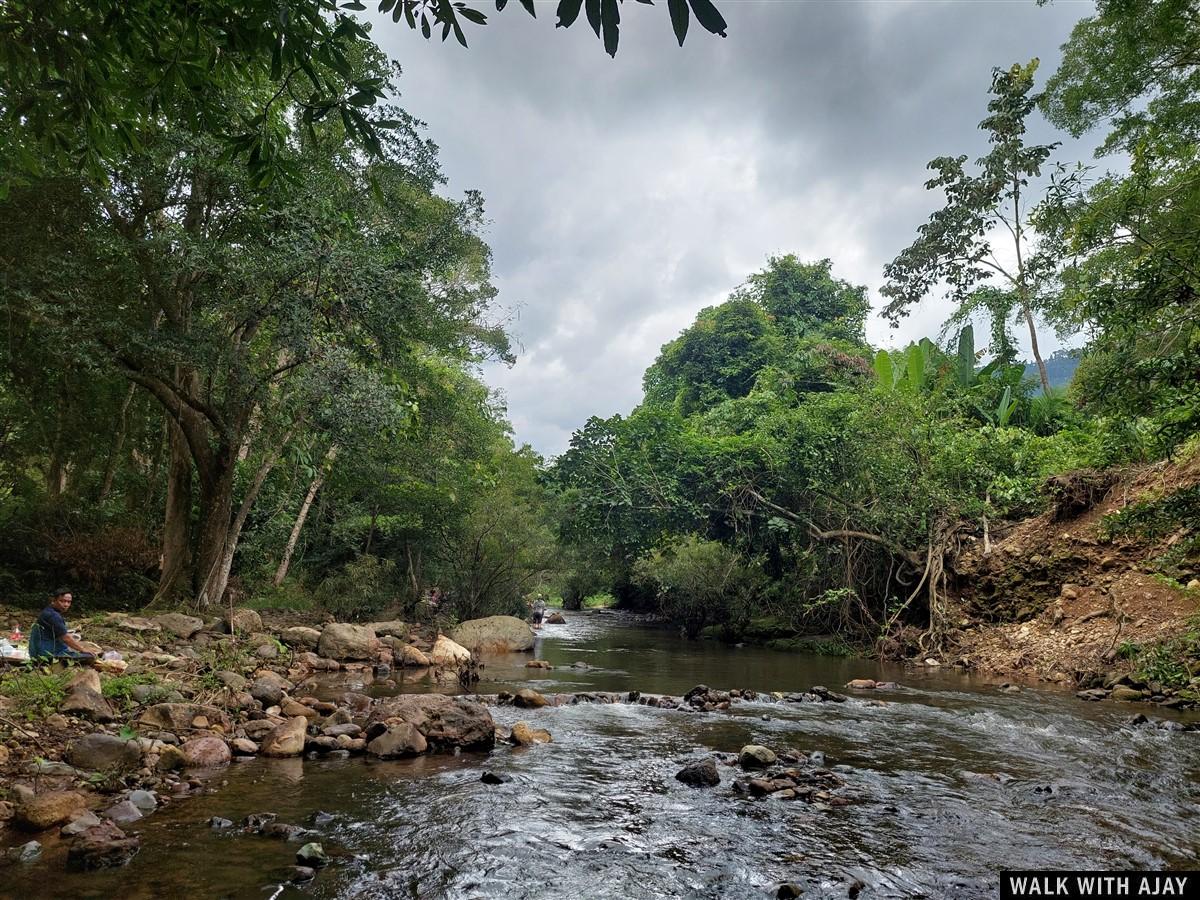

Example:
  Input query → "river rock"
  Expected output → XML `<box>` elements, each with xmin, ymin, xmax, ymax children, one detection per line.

<box><xmin>109</xmin><ymin>614</ymin><xmax>160</xmax><ymax>633</ymax></box>
<box><xmin>429</xmin><ymin>634</ymin><xmax>472</xmax><ymax>667</ymax></box>
<box><xmin>450</xmin><ymin>615</ymin><xmax>535</xmax><ymax>653</ymax></box>
<box><xmin>261</xmin><ymin>716</ymin><xmax>309</xmax><ymax>757</ymax></box>
<box><xmin>66</xmin><ymin>733</ymin><xmax>141</xmax><ymax>771</ymax></box>
<box><xmin>368</xmin><ymin>619</ymin><xmax>409</xmax><ymax>639</ymax></box>
<box><xmin>103</xmin><ymin>800</ymin><xmax>143</xmax><ymax>824</ymax></box>
<box><xmin>209</xmin><ymin>816</ymin><xmax>234</xmax><ymax>829</ymax></box>
<box><xmin>290</xmin><ymin>866</ymin><xmax>317</xmax><ymax>883</ymax></box>
<box><xmin>394</xmin><ymin>643</ymin><xmax>431</xmax><ymax>668</ymax></box>
<box><xmin>318</xmin><ymin>623</ymin><xmax>378</xmax><ymax>660</ymax></box>
<box><xmin>15</xmin><ymin>791</ymin><xmax>88</xmax><ymax>831</ymax></box>
<box><xmin>155</xmin><ymin>745</ymin><xmax>185</xmax><ymax>771</ymax></box>
<box><xmin>67</xmin><ymin>821</ymin><xmax>140</xmax><ymax>870</ymax></box>
<box><xmin>60</xmin><ymin>678</ymin><xmax>116</xmax><ymax>722</ymax></box>
<box><xmin>280</xmin><ymin>626</ymin><xmax>322</xmax><ymax>649</ymax></box>
<box><xmin>296</xmin><ymin>842</ymin><xmax>329</xmax><ymax>868</ymax></box>
<box><xmin>1109</xmin><ymin>685</ymin><xmax>1146</xmax><ymax>702</ymax></box>
<box><xmin>675</xmin><ymin>757</ymin><xmax>720</xmax><ymax>787</ymax></box>
<box><xmin>513</xmin><ymin>688</ymin><xmax>548</xmax><ymax>708</ymax></box>
<box><xmin>366</xmin><ymin>722</ymin><xmax>428</xmax><ymax>758</ymax></box>
<box><xmin>224</xmin><ymin>607</ymin><xmax>263</xmax><ymax>634</ymax></box>
<box><xmin>525</xmin><ymin>659</ymin><xmax>552</xmax><ymax>669</ymax></box>
<box><xmin>180</xmin><ymin>735</ymin><xmax>232</xmax><ymax>768</ymax></box>
<box><xmin>231</xmin><ymin>738</ymin><xmax>259</xmax><ymax>755</ymax></box>
<box><xmin>367</xmin><ymin>694</ymin><xmax>494</xmax><ymax>750</ymax></box>
<box><xmin>845</xmin><ymin>679</ymin><xmax>878</xmax><ymax>690</ymax></box>
<box><xmin>153</xmin><ymin>613</ymin><xmax>205</xmax><ymax>639</ymax></box>
<box><xmin>250</xmin><ymin>676</ymin><xmax>289</xmax><ymax>707</ymax></box>
<box><xmin>739</xmin><ymin>745</ymin><xmax>777</xmax><ymax>769</ymax></box>
<box><xmin>545</xmin><ymin>611</ymin><xmax>567</xmax><ymax>624</ymax></box>
<box><xmin>140</xmin><ymin>702</ymin><xmax>229</xmax><ymax>732</ymax></box>
<box><xmin>281</xmin><ymin>697</ymin><xmax>320</xmax><ymax>719</ymax></box>
<box><xmin>128</xmin><ymin>790</ymin><xmax>157</xmax><ymax>811</ymax></box>
<box><xmin>61</xmin><ymin>810</ymin><xmax>103</xmax><ymax>836</ymax></box>
<box><xmin>510</xmin><ymin>721</ymin><xmax>552</xmax><ymax>746</ymax></box>
<box><xmin>322</xmin><ymin>723</ymin><xmax>361</xmax><ymax>738</ymax></box>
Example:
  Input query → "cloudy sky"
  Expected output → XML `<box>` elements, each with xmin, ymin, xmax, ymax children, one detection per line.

<box><xmin>369</xmin><ymin>0</ymin><xmax>1099</xmax><ymax>457</ymax></box>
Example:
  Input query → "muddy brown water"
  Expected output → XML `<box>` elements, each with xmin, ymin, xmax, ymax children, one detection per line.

<box><xmin>6</xmin><ymin>610</ymin><xmax>1200</xmax><ymax>898</ymax></box>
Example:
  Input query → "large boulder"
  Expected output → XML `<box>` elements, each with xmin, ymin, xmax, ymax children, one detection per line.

<box><xmin>317</xmin><ymin>623</ymin><xmax>378</xmax><ymax>660</ymax></box>
<box><xmin>66</xmin><ymin>734</ymin><xmax>141</xmax><ymax>772</ymax></box>
<box><xmin>367</xmin><ymin>694</ymin><xmax>494</xmax><ymax>751</ymax></box>
<box><xmin>179</xmin><ymin>735</ymin><xmax>231</xmax><ymax>768</ymax></box>
<box><xmin>428</xmin><ymin>634</ymin><xmax>472</xmax><ymax>668</ymax></box>
<box><xmin>280</xmin><ymin>626</ymin><xmax>322</xmax><ymax>650</ymax></box>
<box><xmin>450</xmin><ymin>616</ymin><xmax>535</xmax><ymax>653</ymax></box>
<box><xmin>15</xmin><ymin>791</ymin><xmax>88</xmax><ymax>831</ymax></box>
<box><xmin>152</xmin><ymin>613</ymin><xmax>205</xmax><ymax>639</ymax></box>
<box><xmin>224</xmin><ymin>607</ymin><xmax>263</xmax><ymax>634</ymax></box>
<box><xmin>366</xmin><ymin>722</ymin><xmax>428</xmax><ymax>758</ymax></box>
<box><xmin>139</xmin><ymin>703</ymin><xmax>230</xmax><ymax>732</ymax></box>
<box><xmin>261</xmin><ymin>717</ymin><xmax>308</xmax><ymax>757</ymax></box>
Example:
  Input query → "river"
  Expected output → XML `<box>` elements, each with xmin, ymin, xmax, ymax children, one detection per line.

<box><xmin>9</xmin><ymin>610</ymin><xmax>1200</xmax><ymax>898</ymax></box>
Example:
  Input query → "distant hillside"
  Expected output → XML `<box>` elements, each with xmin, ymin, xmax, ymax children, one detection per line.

<box><xmin>1024</xmin><ymin>350</ymin><xmax>1080</xmax><ymax>390</ymax></box>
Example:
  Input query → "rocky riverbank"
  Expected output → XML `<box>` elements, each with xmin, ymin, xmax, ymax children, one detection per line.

<box><xmin>0</xmin><ymin>610</ymin><xmax>538</xmax><ymax>874</ymax></box>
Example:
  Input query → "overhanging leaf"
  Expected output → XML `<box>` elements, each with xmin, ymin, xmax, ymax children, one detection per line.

<box><xmin>556</xmin><ymin>0</ymin><xmax>584</xmax><ymax>28</ymax></box>
<box><xmin>688</xmin><ymin>0</ymin><xmax>727</xmax><ymax>37</ymax></box>
<box><xmin>667</xmin><ymin>0</ymin><xmax>689</xmax><ymax>46</ymax></box>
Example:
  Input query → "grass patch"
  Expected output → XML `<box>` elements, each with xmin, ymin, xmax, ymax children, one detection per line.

<box><xmin>0</xmin><ymin>667</ymin><xmax>72</xmax><ymax>719</ymax></box>
<box><xmin>101</xmin><ymin>673</ymin><xmax>163</xmax><ymax>708</ymax></box>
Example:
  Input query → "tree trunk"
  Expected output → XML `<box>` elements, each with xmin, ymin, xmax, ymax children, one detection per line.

<box><xmin>46</xmin><ymin>405</ymin><xmax>68</xmax><ymax>497</ymax></box>
<box><xmin>1022</xmin><ymin>303</ymin><xmax>1052</xmax><ymax>395</ymax></box>
<box><xmin>191</xmin><ymin>447</ymin><xmax>237</xmax><ymax>609</ymax></box>
<box><xmin>155</xmin><ymin>416</ymin><xmax>193</xmax><ymax>605</ymax></box>
<box><xmin>215</xmin><ymin>434</ymin><xmax>293</xmax><ymax>596</ymax></box>
<box><xmin>273</xmin><ymin>444</ymin><xmax>337</xmax><ymax>587</ymax></box>
<box><xmin>99</xmin><ymin>383</ymin><xmax>137</xmax><ymax>502</ymax></box>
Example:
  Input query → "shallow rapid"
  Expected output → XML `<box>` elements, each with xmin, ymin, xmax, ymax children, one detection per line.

<box><xmin>11</xmin><ymin>611</ymin><xmax>1200</xmax><ymax>898</ymax></box>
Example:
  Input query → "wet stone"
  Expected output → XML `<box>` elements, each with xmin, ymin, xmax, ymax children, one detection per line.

<box><xmin>675</xmin><ymin>757</ymin><xmax>720</xmax><ymax>787</ymax></box>
<box><xmin>481</xmin><ymin>771</ymin><xmax>512</xmax><ymax>785</ymax></box>
<box><xmin>209</xmin><ymin>817</ymin><xmax>234</xmax><ymax>830</ymax></box>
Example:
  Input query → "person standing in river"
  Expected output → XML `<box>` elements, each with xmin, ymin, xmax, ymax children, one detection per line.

<box><xmin>28</xmin><ymin>588</ymin><xmax>95</xmax><ymax>662</ymax></box>
<box><xmin>531</xmin><ymin>595</ymin><xmax>548</xmax><ymax>628</ymax></box>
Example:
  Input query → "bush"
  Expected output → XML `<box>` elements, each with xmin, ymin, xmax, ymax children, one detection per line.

<box><xmin>633</xmin><ymin>535</ymin><xmax>766</xmax><ymax>637</ymax></box>
<box><xmin>315</xmin><ymin>555</ymin><xmax>399</xmax><ymax>621</ymax></box>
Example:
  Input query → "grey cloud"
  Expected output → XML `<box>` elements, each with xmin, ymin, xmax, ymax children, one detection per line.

<box><xmin>368</xmin><ymin>1</ymin><xmax>1097</xmax><ymax>456</ymax></box>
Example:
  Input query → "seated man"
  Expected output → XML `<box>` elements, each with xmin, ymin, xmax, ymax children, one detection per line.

<box><xmin>29</xmin><ymin>588</ymin><xmax>95</xmax><ymax>662</ymax></box>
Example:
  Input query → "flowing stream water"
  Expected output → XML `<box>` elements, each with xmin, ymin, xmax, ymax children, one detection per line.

<box><xmin>8</xmin><ymin>610</ymin><xmax>1200</xmax><ymax>898</ymax></box>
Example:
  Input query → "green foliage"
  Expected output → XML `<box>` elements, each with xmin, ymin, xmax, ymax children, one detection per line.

<box><xmin>316</xmin><ymin>555</ymin><xmax>400</xmax><ymax>621</ymax></box>
<box><xmin>0</xmin><ymin>0</ymin><xmax>727</xmax><ymax>188</ymax></box>
<box><xmin>1038</xmin><ymin>0</ymin><xmax>1200</xmax><ymax>446</ymax></box>
<box><xmin>632</xmin><ymin>535</ymin><xmax>766</xmax><ymax>637</ymax></box>
<box><xmin>101</xmin><ymin>673</ymin><xmax>162</xmax><ymax>708</ymax></box>
<box><xmin>1100</xmin><ymin>486</ymin><xmax>1200</xmax><ymax>541</ymax></box>
<box><xmin>1131</xmin><ymin>616</ymin><xmax>1200</xmax><ymax>691</ymax></box>
<box><xmin>0</xmin><ymin>668</ymin><xmax>71</xmax><ymax>719</ymax></box>
<box><xmin>582</xmin><ymin>592</ymin><xmax>617</xmax><ymax>609</ymax></box>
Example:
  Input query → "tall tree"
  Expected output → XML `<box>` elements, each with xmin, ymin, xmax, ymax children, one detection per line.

<box><xmin>883</xmin><ymin>61</ymin><xmax>1060</xmax><ymax>394</ymax></box>
<box><xmin>1038</xmin><ymin>0</ymin><xmax>1200</xmax><ymax>441</ymax></box>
